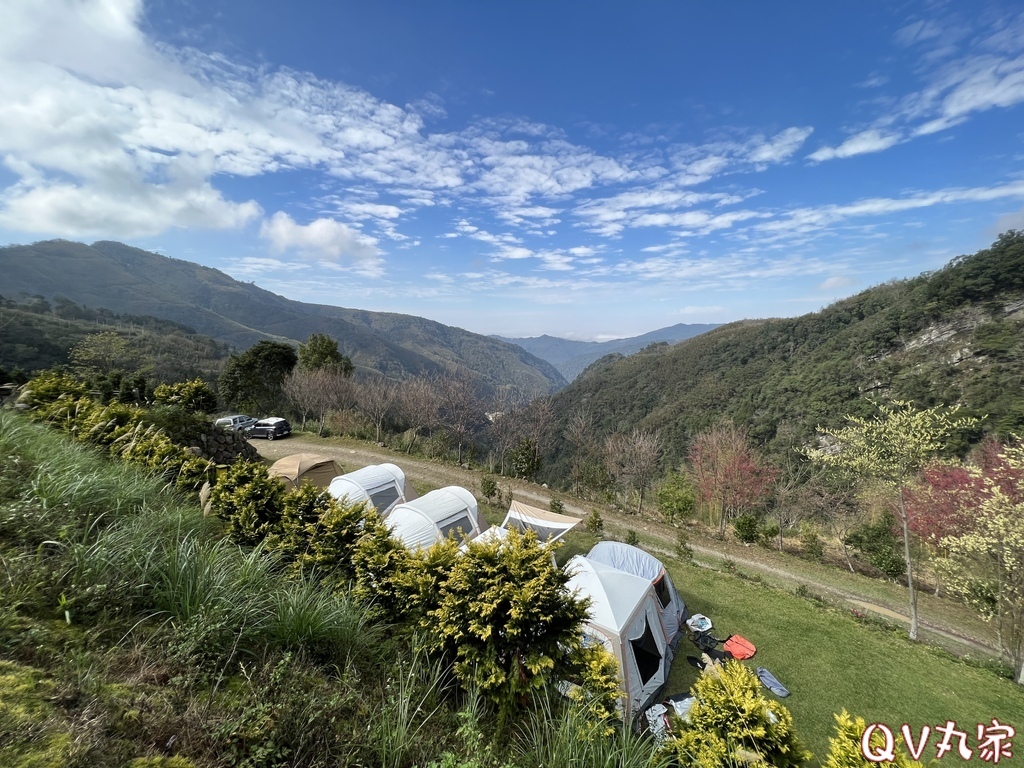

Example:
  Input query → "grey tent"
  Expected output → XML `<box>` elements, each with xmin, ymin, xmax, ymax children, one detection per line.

<box><xmin>566</xmin><ymin>555</ymin><xmax>672</xmax><ymax>718</ymax></box>
<box><xmin>587</xmin><ymin>541</ymin><xmax>687</xmax><ymax>656</ymax></box>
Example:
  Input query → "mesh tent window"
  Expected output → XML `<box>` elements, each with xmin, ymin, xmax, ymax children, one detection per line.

<box><xmin>369</xmin><ymin>485</ymin><xmax>401</xmax><ymax>515</ymax></box>
<box><xmin>653</xmin><ymin>576</ymin><xmax>672</xmax><ymax>609</ymax></box>
<box><xmin>438</xmin><ymin>516</ymin><xmax>473</xmax><ymax>541</ymax></box>
<box><xmin>630</xmin><ymin>618</ymin><xmax>662</xmax><ymax>686</ymax></box>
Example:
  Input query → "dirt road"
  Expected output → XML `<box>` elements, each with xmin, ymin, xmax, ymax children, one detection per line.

<box><xmin>251</xmin><ymin>434</ymin><xmax>1000</xmax><ymax>658</ymax></box>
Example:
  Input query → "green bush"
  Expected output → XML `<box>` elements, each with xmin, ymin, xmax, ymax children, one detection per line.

<box><xmin>585</xmin><ymin>510</ymin><xmax>604</xmax><ymax>535</ymax></box>
<box><xmin>624</xmin><ymin>529</ymin><xmax>640</xmax><ymax>547</ymax></box>
<box><xmin>675</xmin><ymin>530</ymin><xmax>694</xmax><ymax>562</ymax></box>
<box><xmin>549</xmin><ymin>497</ymin><xmax>565</xmax><ymax>515</ymax></box>
<box><xmin>733</xmin><ymin>513</ymin><xmax>762</xmax><ymax>544</ymax></box>
<box><xmin>351</xmin><ymin>511</ymin><xmax>413</xmax><ymax>622</ymax></box>
<box><xmin>657</xmin><ymin>471</ymin><xmax>697</xmax><ymax>524</ymax></box>
<box><xmin>799</xmin><ymin>523</ymin><xmax>825</xmax><ymax>562</ymax></box>
<box><xmin>209</xmin><ymin>460</ymin><xmax>286</xmax><ymax>546</ymax></box>
<box><xmin>480</xmin><ymin>475</ymin><xmax>498</xmax><ymax>503</ymax></box>
<box><xmin>660</xmin><ymin>661</ymin><xmax>811</xmax><ymax>768</ymax></box>
<box><xmin>151</xmin><ymin>378</ymin><xmax>218</xmax><ymax>413</ymax></box>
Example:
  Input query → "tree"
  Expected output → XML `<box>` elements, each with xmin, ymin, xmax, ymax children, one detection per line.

<box><xmin>604</xmin><ymin>428</ymin><xmax>665</xmax><ymax>515</ymax></box>
<box><xmin>428</xmin><ymin>529</ymin><xmax>590</xmax><ymax>726</ymax></box>
<box><xmin>396</xmin><ymin>376</ymin><xmax>441</xmax><ymax>454</ymax></box>
<box><xmin>564</xmin><ymin>406</ymin><xmax>598</xmax><ymax>496</ymax></box>
<box><xmin>656</xmin><ymin>470</ymin><xmax>697</xmax><ymax>525</ymax></box>
<box><xmin>297</xmin><ymin>332</ymin><xmax>353</xmax><ymax>375</ymax></box>
<box><xmin>688</xmin><ymin>423</ymin><xmax>778</xmax><ymax>535</ymax></box>
<box><xmin>218</xmin><ymin>341</ymin><xmax>298</xmax><ymax>415</ymax></box>
<box><xmin>69</xmin><ymin>331</ymin><xmax>149</xmax><ymax>384</ymax></box>
<box><xmin>936</xmin><ymin>441</ymin><xmax>1024</xmax><ymax>684</ymax></box>
<box><xmin>435</xmin><ymin>369</ymin><xmax>485</xmax><ymax>464</ymax></box>
<box><xmin>804</xmin><ymin>401</ymin><xmax>978</xmax><ymax>641</ymax></box>
<box><xmin>283</xmin><ymin>368</ymin><xmax>354</xmax><ymax>435</ymax></box>
<box><xmin>356</xmin><ymin>374</ymin><xmax>398</xmax><ymax>443</ymax></box>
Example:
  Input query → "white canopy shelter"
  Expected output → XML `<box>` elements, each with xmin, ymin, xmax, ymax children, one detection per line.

<box><xmin>327</xmin><ymin>463</ymin><xmax>408</xmax><ymax>517</ymax></box>
<box><xmin>587</xmin><ymin>541</ymin><xmax>688</xmax><ymax>655</ymax></box>
<box><xmin>565</xmin><ymin>555</ymin><xmax>671</xmax><ymax>718</ymax></box>
<box><xmin>386</xmin><ymin>486</ymin><xmax>487</xmax><ymax>550</ymax></box>
<box><xmin>501</xmin><ymin>500</ymin><xmax>581</xmax><ymax>543</ymax></box>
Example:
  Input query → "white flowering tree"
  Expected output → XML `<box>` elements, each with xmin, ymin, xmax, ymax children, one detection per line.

<box><xmin>805</xmin><ymin>401</ymin><xmax>977</xmax><ymax>641</ymax></box>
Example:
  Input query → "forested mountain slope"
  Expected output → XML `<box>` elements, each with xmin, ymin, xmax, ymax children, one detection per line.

<box><xmin>0</xmin><ymin>240</ymin><xmax>565</xmax><ymax>397</ymax></box>
<box><xmin>543</xmin><ymin>232</ymin><xmax>1024</xmax><ymax>480</ymax></box>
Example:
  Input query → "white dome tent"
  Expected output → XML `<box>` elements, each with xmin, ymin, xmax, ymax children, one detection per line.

<box><xmin>565</xmin><ymin>555</ymin><xmax>671</xmax><ymax>719</ymax></box>
<box><xmin>386</xmin><ymin>486</ymin><xmax>487</xmax><ymax>551</ymax></box>
<box><xmin>327</xmin><ymin>463</ymin><xmax>411</xmax><ymax>517</ymax></box>
<box><xmin>586</xmin><ymin>541</ymin><xmax>688</xmax><ymax>656</ymax></box>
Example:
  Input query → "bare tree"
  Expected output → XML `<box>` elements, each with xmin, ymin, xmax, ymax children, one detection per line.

<box><xmin>604</xmin><ymin>428</ymin><xmax>665</xmax><ymax>515</ymax></box>
<box><xmin>356</xmin><ymin>374</ymin><xmax>399</xmax><ymax>443</ymax></box>
<box><xmin>435</xmin><ymin>369</ymin><xmax>485</xmax><ymax>464</ymax></box>
<box><xmin>283</xmin><ymin>368</ymin><xmax>354</xmax><ymax>436</ymax></box>
<box><xmin>565</xmin><ymin>406</ymin><xmax>597</xmax><ymax>496</ymax></box>
<box><xmin>487</xmin><ymin>387</ymin><xmax>527</xmax><ymax>474</ymax></box>
<box><xmin>396</xmin><ymin>376</ymin><xmax>442</xmax><ymax>454</ymax></box>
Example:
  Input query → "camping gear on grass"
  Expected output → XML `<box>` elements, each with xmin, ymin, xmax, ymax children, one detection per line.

<box><xmin>268</xmin><ymin>453</ymin><xmax>342</xmax><ymax>490</ymax></box>
<box><xmin>587</xmin><ymin>541</ymin><xmax>688</xmax><ymax>656</ymax></box>
<box><xmin>566</xmin><ymin>555</ymin><xmax>672</xmax><ymax>719</ymax></box>
<box><xmin>757</xmin><ymin>667</ymin><xmax>790</xmax><ymax>697</ymax></box>
<box><xmin>686</xmin><ymin>614</ymin><xmax>712</xmax><ymax>633</ymax></box>
<box><xmin>723</xmin><ymin>634</ymin><xmax>757</xmax><ymax>660</ymax></box>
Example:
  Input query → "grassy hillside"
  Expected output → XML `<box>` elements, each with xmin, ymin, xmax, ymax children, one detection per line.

<box><xmin>543</xmin><ymin>232</ymin><xmax>1024</xmax><ymax>478</ymax></box>
<box><xmin>0</xmin><ymin>239</ymin><xmax>565</xmax><ymax>397</ymax></box>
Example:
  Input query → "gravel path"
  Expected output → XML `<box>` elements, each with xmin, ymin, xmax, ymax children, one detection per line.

<box><xmin>251</xmin><ymin>434</ymin><xmax>1000</xmax><ymax>658</ymax></box>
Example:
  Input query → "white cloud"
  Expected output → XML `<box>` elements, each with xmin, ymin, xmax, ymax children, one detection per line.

<box><xmin>818</xmin><ymin>276</ymin><xmax>856</xmax><ymax>291</ymax></box>
<box><xmin>259</xmin><ymin>212</ymin><xmax>381</xmax><ymax>262</ymax></box>
<box><xmin>746</xmin><ymin>127</ymin><xmax>814</xmax><ymax>164</ymax></box>
<box><xmin>808</xmin><ymin>129</ymin><xmax>902</xmax><ymax>162</ymax></box>
<box><xmin>895</xmin><ymin>19</ymin><xmax>943</xmax><ymax>47</ymax></box>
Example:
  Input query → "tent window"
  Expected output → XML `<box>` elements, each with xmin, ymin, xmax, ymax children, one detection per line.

<box><xmin>438</xmin><ymin>515</ymin><xmax>472</xmax><ymax>541</ymax></box>
<box><xmin>654</xmin><ymin>576</ymin><xmax>672</xmax><ymax>609</ymax></box>
<box><xmin>507</xmin><ymin>519</ymin><xmax>560</xmax><ymax>541</ymax></box>
<box><xmin>369</xmin><ymin>485</ymin><xmax>400</xmax><ymax>514</ymax></box>
<box><xmin>630</xmin><ymin>619</ymin><xmax>662</xmax><ymax>686</ymax></box>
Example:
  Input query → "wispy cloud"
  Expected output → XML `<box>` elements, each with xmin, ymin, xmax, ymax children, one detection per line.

<box><xmin>808</xmin><ymin>129</ymin><xmax>902</xmax><ymax>162</ymax></box>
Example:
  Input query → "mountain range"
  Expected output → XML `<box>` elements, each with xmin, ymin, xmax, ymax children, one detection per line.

<box><xmin>0</xmin><ymin>240</ymin><xmax>568</xmax><ymax>397</ymax></box>
<box><xmin>496</xmin><ymin>323</ymin><xmax>719</xmax><ymax>381</ymax></box>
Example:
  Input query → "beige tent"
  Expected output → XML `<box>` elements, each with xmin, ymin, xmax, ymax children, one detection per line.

<box><xmin>268</xmin><ymin>453</ymin><xmax>343</xmax><ymax>490</ymax></box>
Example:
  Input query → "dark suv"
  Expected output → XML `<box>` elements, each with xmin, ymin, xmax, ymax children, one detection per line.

<box><xmin>247</xmin><ymin>417</ymin><xmax>292</xmax><ymax>440</ymax></box>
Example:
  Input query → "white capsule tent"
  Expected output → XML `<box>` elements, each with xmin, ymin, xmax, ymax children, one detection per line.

<box><xmin>587</xmin><ymin>541</ymin><xmax>688</xmax><ymax>657</ymax></box>
<box><xmin>566</xmin><ymin>555</ymin><xmax>671</xmax><ymax>718</ymax></box>
<box><xmin>327</xmin><ymin>463</ymin><xmax>409</xmax><ymax>517</ymax></box>
<box><xmin>386</xmin><ymin>486</ymin><xmax>487</xmax><ymax>550</ymax></box>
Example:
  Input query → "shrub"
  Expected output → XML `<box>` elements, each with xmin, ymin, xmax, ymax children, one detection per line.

<box><xmin>824</xmin><ymin>710</ymin><xmax>924</xmax><ymax>767</ymax></box>
<box><xmin>659</xmin><ymin>660</ymin><xmax>811</xmax><ymax>768</ymax></box>
<box><xmin>733</xmin><ymin>513</ymin><xmax>762</xmax><ymax>544</ymax></box>
<box><xmin>585</xmin><ymin>509</ymin><xmax>604</xmax><ymax>535</ymax></box>
<box><xmin>844</xmin><ymin>513</ymin><xmax>906</xmax><ymax>580</ymax></box>
<box><xmin>624</xmin><ymin>529</ymin><xmax>640</xmax><ymax>547</ymax></box>
<box><xmin>209</xmin><ymin>460</ymin><xmax>286</xmax><ymax>546</ymax></box>
<box><xmin>799</xmin><ymin>523</ymin><xmax>825</xmax><ymax>562</ymax></box>
<box><xmin>675</xmin><ymin>530</ymin><xmax>694</xmax><ymax>562</ymax></box>
<box><xmin>352</xmin><ymin>511</ymin><xmax>413</xmax><ymax>622</ymax></box>
<box><xmin>151</xmin><ymin>378</ymin><xmax>218</xmax><ymax>413</ymax></box>
<box><xmin>657</xmin><ymin>471</ymin><xmax>697</xmax><ymax>524</ymax></box>
<box><xmin>549</xmin><ymin>497</ymin><xmax>565</xmax><ymax>515</ymax></box>
<box><xmin>429</xmin><ymin>529</ymin><xmax>589</xmax><ymax>724</ymax></box>
<box><xmin>480</xmin><ymin>475</ymin><xmax>498</xmax><ymax>503</ymax></box>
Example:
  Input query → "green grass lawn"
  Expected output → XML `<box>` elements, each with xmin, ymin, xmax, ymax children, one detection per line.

<box><xmin>663</xmin><ymin>560</ymin><xmax>1024</xmax><ymax>763</ymax></box>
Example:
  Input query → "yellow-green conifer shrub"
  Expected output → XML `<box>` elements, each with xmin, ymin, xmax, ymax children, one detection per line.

<box><xmin>564</xmin><ymin>641</ymin><xmax>623</xmax><ymax>738</ymax></box>
<box><xmin>824</xmin><ymin>710</ymin><xmax>926</xmax><ymax>768</ymax></box>
<box><xmin>151</xmin><ymin>378</ymin><xmax>217</xmax><ymax>413</ymax></box>
<box><xmin>428</xmin><ymin>529</ymin><xmax>590</xmax><ymax>724</ymax></box>
<box><xmin>660</xmin><ymin>660</ymin><xmax>811</xmax><ymax>768</ymax></box>
<box><xmin>351</xmin><ymin>510</ymin><xmax>413</xmax><ymax>621</ymax></box>
<box><xmin>208</xmin><ymin>460</ymin><xmax>286</xmax><ymax>546</ymax></box>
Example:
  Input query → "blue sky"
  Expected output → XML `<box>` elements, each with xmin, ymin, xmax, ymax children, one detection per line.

<box><xmin>2</xmin><ymin>1</ymin><xmax>1024</xmax><ymax>340</ymax></box>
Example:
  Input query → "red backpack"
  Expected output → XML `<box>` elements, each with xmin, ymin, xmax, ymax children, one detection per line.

<box><xmin>723</xmin><ymin>634</ymin><xmax>756</xmax><ymax>660</ymax></box>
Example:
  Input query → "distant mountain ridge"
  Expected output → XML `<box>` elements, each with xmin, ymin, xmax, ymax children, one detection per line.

<box><xmin>0</xmin><ymin>240</ymin><xmax>566</xmax><ymax>397</ymax></box>
<box><xmin>498</xmin><ymin>323</ymin><xmax>719</xmax><ymax>380</ymax></box>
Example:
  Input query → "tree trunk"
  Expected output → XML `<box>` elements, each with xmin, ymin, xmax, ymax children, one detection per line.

<box><xmin>899</xmin><ymin>493</ymin><xmax>919</xmax><ymax>641</ymax></box>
